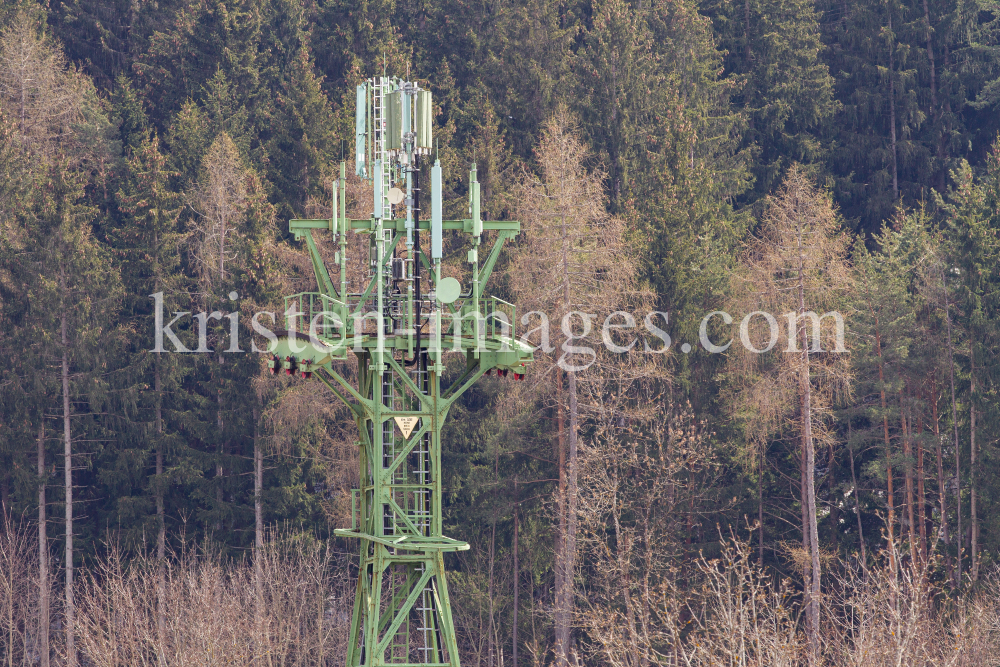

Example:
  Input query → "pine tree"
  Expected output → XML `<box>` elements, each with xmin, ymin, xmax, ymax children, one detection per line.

<box><xmin>168</xmin><ymin>131</ymin><xmax>277</xmax><ymax>548</ymax></box>
<box><xmin>30</xmin><ymin>162</ymin><xmax>120</xmax><ymax>667</ymax></box>
<box><xmin>110</xmin><ymin>75</ymin><xmax>151</xmax><ymax>157</ymax></box>
<box><xmin>815</xmin><ymin>0</ymin><xmax>1000</xmax><ymax>232</ymax></box>
<box><xmin>949</xmin><ymin>143</ymin><xmax>1000</xmax><ymax>579</ymax></box>
<box><xmin>816</xmin><ymin>0</ymin><xmax>915</xmax><ymax>231</ymax></box>
<box><xmin>107</xmin><ymin>127</ymin><xmax>188</xmax><ymax>651</ymax></box>
<box><xmin>933</xmin><ymin>148</ymin><xmax>1000</xmax><ymax>582</ymax></box>
<box><xmin>598</xmin><ymin>0</ymin><xmax>749</xmax><ymax>417</ymax></box>
<box><xmin>397</xmin><ymin>0</ymin><xmax>577</xmax><ymax>158</ymax></box>
<box><xmin>0</xmin><ymin>102</ymin><xmax>52</xmax><ymax>667</ymax></box>
<box><xmin>47</xmin><ymin>0</ymin><xmax>139</xmax><ymax>89</ymax></box>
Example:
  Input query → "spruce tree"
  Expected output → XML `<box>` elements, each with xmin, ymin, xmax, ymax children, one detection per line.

<box><xmin>261</xmin><ymin>0</ymin><xmax>338</xmax><ymax>220</ymax></box>
<box><xmin>705</xmin><ymin>0</ymin><xmax>838</xmax><ymax>201</ymax></box>
<box><xmin>850</xmin><ymin>214</ymin><xmax>925</xmax><ymax>570</ymax></box>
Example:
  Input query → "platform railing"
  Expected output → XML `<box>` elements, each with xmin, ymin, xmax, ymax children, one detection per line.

<box><xmin>283</xmin><ymin>292</ymin><xmax>346</xmax><ymax>341</ymax></box>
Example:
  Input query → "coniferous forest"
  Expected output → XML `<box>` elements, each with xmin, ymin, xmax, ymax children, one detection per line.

<box><xmin>3</xmin><ymin>0</ymin><xmax>1000</xmax><ymax>664</ymax></box>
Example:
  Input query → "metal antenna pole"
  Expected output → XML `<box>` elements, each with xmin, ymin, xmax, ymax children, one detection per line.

<box><xmin>269</xmin><ymin>75</ymin><xmax>532</xmax><ymax>667</ymax></box>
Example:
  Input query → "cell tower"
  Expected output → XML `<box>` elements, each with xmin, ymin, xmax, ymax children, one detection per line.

<box><xmin>266</xmin><ymin>75</ymin><xmax>533</xmax><ymax>667</ymax></box>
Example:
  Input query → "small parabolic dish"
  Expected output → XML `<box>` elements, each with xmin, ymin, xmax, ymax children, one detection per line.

<box><xmin>387</xmin><ymin>187</ymin><xmax>405</xmax><ymax>205</ymax></box>
<box><xmin>436</xmin><ymin>277</ymin><xmax>461</xmax><ymax>304</ymax></box>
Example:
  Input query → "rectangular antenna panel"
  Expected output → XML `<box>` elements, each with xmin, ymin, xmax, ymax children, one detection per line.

<box><xmin>471</xmin><ymin>182</ymin><xmax>481</xmax><ymax>237</ymax></box>
<box><xmin>374</xmin><ymin>160</ymin><xmax>383</xmax><ymax>218</ymax></box>
<box><xmin>355</xmin><ymin>85</ymin><xmax>366</xmax><ymax>177</ymax></box>
<box><xmin>402</xmin><ymin>88</ymin><xmax>411</xmax><ymax>137</ymax></box>
<box><xmin>331</xmin><ymin>178</ymin><xmax>338</xmax><ymax>235</ymax></box>
<box><xmin>416</xmin><ymin>91</ymin><xmax>433</xmax><ymax>150</ymax></box>
<box><xmin>431</xmin><ymin>160</ymin><xmax>443</xmax><ymax>259</ymax></box>
<box><xmin>386</xmin><ymin>90</ymin><xmax>403</xmax><ymax>151</ymax></box>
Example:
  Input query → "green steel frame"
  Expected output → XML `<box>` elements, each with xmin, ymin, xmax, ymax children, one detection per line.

<box><xmin>270</xmin><ymin>75</ymin><xmax>532</xmax><ymax>667</ymax></box>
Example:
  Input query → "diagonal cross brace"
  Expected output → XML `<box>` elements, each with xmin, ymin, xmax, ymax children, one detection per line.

<box><xmin>477</xmin><ymin>230</ymin><xmax>516</xmax><ymax>290</ymax></box>
<box><xmin>351</xmin><ymin>234</ymin><xmax>402</xmax><ymax>320</ymax></box>
<box><xmin>315</xmin><ymin>368</ymin><xmax>367</xmax><ymax>414</ymax></box>
<box><xmin>380</xmin><ymin>421</ymin><xmax>431</xmax><ymax>485</ymax></box>
<box><xmin>302</xmin><ymin>230</ymin><xmax>337</xmax><ymax>297</ymax></box>
<box><xmin>385</xmin><ymin>355</ymin><xmax>432</xmax><ymax>411</ymax></box>
<box><xmin>374</xmin><ymin>568</ymin><xmax>434</xmax><ymax>658</ymax></box>
<box><xmin>378</xmin><ymin>568</ymin><xmax>417</xmax><ymax>634</ymax></box>
<box><xmin>387</xmin><ymin>496</ymin><xmax>422</xmax><ymax>536</ymax></box>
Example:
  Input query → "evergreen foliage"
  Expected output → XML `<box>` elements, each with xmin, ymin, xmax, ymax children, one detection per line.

<box><xmin>4</xmin><ymin>0</ymin><xmax>1000</xmax><ymax>664</ymax></box>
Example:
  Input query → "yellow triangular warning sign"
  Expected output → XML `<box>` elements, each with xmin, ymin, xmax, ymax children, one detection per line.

<box><xmin>394</xmin><ymin>416</ymin><xmax>420</xmax><ymax>439</ymax></box>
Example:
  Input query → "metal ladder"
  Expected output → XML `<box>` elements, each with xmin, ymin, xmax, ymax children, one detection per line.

<box><xmin>412</xmin><ymin>350</ymin><xmax>439</xmax><ymax>663</ymax></box>
<box><xmin>410</xmin><ymin>351</ymin><xmax>431</xmax><ymax>537</ymax></box>
<box><xmin>372</xmin><ymin>77</ymin><xmax>393</xmax><ymax>220</ymax></box>
<box><xmin>415</xmin><ymin>569</ymin><xmax>441</xmax><ymax>663</ymax></box>
<box><xmin>381</xmin><ymin>369</ymin><xmax>397</xmax><ymax>540</ymax></box>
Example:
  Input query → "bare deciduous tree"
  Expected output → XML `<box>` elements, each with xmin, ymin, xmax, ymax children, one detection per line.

<box><xmin>728</xmin><ymin>166</ymin><xmax>853</xmax><ymax>664</ymax></box>
<box><xmin>579</xmin><ymin>395</ymin><xmax>717</xmax><ymax>667</ymax></box>
<box><xmin>509</xmin><ymin>106</ymin><xmax>637</xmax><ymax>667</ymax></box>
<box><xmin>189</xmin><ymin>132</ymin><xmax>248</xmax><ymax>287</ymax></box>
<box><xmin>0</xmin><ymin>12</ymin><xmax>81</xmax><ymax>161</ymax></box>
<box><xmin>1</xmin><ymin>515</ymin><xmax>36</xmax><ymax>665</ymax></box>
<box><xmin>75</xmin><ymin>533</ymin><xmax>351</xmax><ymax>667</ymax></box>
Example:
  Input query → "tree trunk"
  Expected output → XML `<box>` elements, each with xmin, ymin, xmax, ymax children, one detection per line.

<box><xmin>611</xmin><ymin>463</ymin><xmax>640</xmax><ymax>667</ymax></box>
<box><xmin>216</xmin><ymin>359</ymin><xmax>224</xmax><ymax>533</ymax></box>
<box><xmin>555</xmin><ymin>367</ymin><xmax>566</xmax><ymax>606</ymax></box>
<box><xmin>888</xmin><ymin>7</ymin><xmax>898</xmax><ymax>198</ymax></box>
<box><xmin>554</xmin><ymin>199</ymin><xmax>573</xmax><ymax>667</ymax></box>
<box><xmin>943</xmin><ymin>269</ymin><xmax>961</xmax><ymax>584</ymax></box>
<box><xmin>553</xmin><ymin>368</ymin><xmax>579</xmax><ymax>667</ymax></box>
<box><xmin>219</xmin><ymin>211</ymin><xmax>226</xmax><ymax>281</ymax></box>
<box><xmin>640</xmin><ymin>498</ymin><xmax>653</xmax><ymax>667</ymax></box>
<box><xmin>827</xmin><ymin>442</ymin><xmax>840</xmax><ymax>554</ymax></box>
<box><xmin>1</xmin><ymin>474</ymin><xmax>8</xmax><ymax>528</ymax></box>
<box><xmin>887</xmin><ymin>458</ymin><xmax>896</xmax><ymax>572</ymax></box>
<box><xmin>487</xmin><ymin>423</ymin><xmax>500</xmax><ymax>667</ymax></box>
<box><xmin>254</xmin><ymin>405</ymin><xmax>263</xmax><ymax>617</ymax></box>
<box><xmin>758</xmin><ymin>443</ymin><xmax>765</xmax><ymax>567</ymax></box>
<box><xmin>155</xmin><ymin>360</ymin><xmax>166</xmax><ymax>659</ymax></box>
<box><xmin>744</xmin><ymin>0</ymin><xmax>752</xmax><ymax>61</ymax></box>
<box><xmin>848</xmin><ymin>423</ymin><xmax>866</xmax><ymax>564</ymax></box>
<box><xmin>38</xmin><ymin>420</ymin><xmax>50</xmax><ymax>667</ymax></box>
<box><xmin>799</xmin><ymin>438</ymin><xmax>813</xmax><ymax>648</ymax></box>
<box><xmin>940</xmin><ymin>43</ymin><xmax>952</xmax><ymax>190</ymax></box>
<box><xmin>902</xmin><ymin>396</ymin><xmax>917</xmax><ymax>569</ymax></box>
<box><xmin>512</xmin><ymin>478</ymin><xmax>519</xmax><ymax>667</ymax></box>
<box><xmin>970</xmin><ymin>352</ymin><xmax>978</xmax><ymax>581</ymax></box>
<box><xmin>916</xmin><ymin>407</ymin><xmax>928</xmax><ymax>567</ymax></box>
<box><xmin>60</xmin><ymin>270</ymin><xmax>75</xmax><ymax>667</ymax></box>
<box><xmin>932</xmin><ymin>374</ymin><xmax>953</xmax><ymax>582</ymax></box>
<box><xmin>796</xmin><ymin>216</ymin><xmax>820</xmax><ymax>664</ymax></box>
<box><xmin>921</xmin><ymin>0</ymin><xmax>943</xmax><ymax>189</ymax></box>
<box><xmin>874</xmin><ymin>325</ymin><xmax>895</xmax><ymax>576</ymax></box>
<box><xmin>563</xmin><ymin>368</ymin><xmax>579</xmax><ymax>665</ymax></box>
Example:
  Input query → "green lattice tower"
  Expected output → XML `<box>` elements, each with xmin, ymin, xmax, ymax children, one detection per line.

<box><xmin>267</xmin><ymin>76</ymin><xmax>532</xmax><ymax>667</ymax></box>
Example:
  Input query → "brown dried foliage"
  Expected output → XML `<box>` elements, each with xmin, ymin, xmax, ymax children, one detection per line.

<box><xmin>1</xmin><ymin>521</ymin><xmax>353</xmax><ymax>666</ymax></box>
